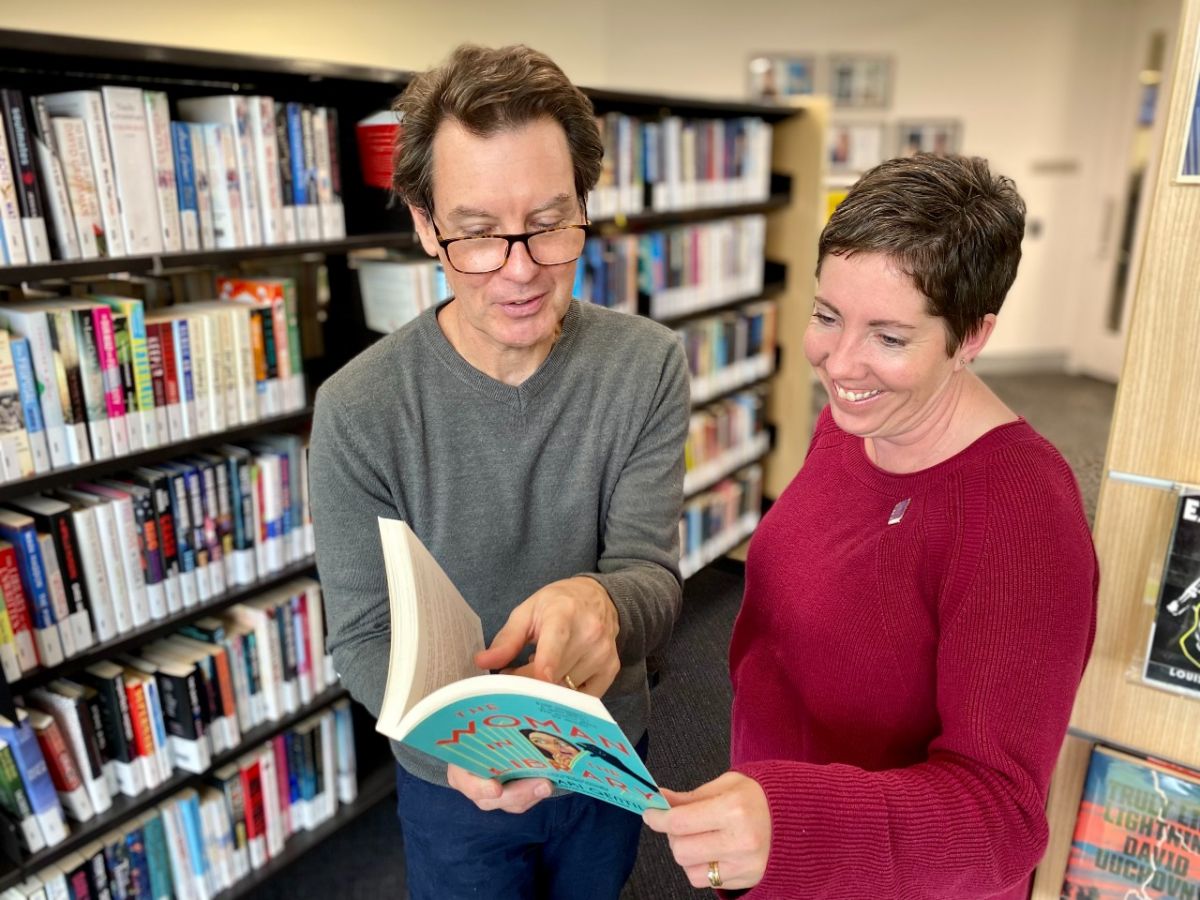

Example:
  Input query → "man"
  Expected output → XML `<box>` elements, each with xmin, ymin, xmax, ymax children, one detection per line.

<box><xmin>308</xmin><ymin>44</ymin><xmax>689</xmax><ymax>900</ymax></box>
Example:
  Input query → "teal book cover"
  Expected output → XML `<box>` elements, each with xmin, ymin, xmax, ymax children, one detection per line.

<box><xmin>399</xmin><ymin>674</ymin><xmax>667</xmax><ymax>815</ymax></box>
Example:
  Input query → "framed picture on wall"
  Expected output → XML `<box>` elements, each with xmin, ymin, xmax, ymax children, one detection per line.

<box><xmin>827</xmin><ymin>55</ymin><xmax>893</xmax><ymax>109</ymax></box>
<box><xmin>895</xmin><ymin>119</ymin><xmax>963</xmax><ymax>157</ymax></box>
<box><xmin>1178</xmin><ymin>34</ymin><xmax>1200</xmax><ymax>182</ymax></box>
<box><xmin>747</xmin><ymin>54</ymin><xmax>817</xmax><ymax>101</ymax></box>
<box><xmin>828</xmin><ymin>121</ymin><xmax>887</xmax><ymax>173</ymax></box>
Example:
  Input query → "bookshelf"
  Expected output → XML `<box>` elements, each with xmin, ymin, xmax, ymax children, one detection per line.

<box><xmin>1031</xmin><ymin>1</ymin><xmax>1200</xmax><ymax>894</ymax></box>
<box><xmin>0</xmin><ymin>27</ymin><xmax>826</xmax><ymax>896</ymax></box>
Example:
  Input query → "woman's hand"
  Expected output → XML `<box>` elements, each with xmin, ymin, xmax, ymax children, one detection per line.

<box><xmin>642</xmin><ymin>772</ymin><xmax>772</xmax><ymax>891</ymax></box>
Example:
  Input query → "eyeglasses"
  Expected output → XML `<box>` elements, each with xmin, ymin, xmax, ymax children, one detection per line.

<box><xmin>434</xmin><ymin>222</ymin><xmax>589</xmax><ymax>275</ymax></box>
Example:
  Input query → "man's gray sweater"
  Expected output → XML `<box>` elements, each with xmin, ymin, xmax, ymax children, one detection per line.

<box><xmin>309</xmin><ymin>299</ymin><xmax>689</xmax><ymax>785</ymax></box>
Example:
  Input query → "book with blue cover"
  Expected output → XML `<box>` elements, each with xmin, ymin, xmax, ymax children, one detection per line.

<box><xmin>373</xmin><ymin>517</ymin><xmax>666</xmax><ymax>814</ymax></box>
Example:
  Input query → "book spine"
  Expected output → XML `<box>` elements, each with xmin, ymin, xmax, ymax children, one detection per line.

<box><xmin>0</xmin><ymin>89</ymin><xmax>51</xmax><ymax>262</ymax></box>
<box><xmin>50</xmin><ymin>115</ymin><xmax>104</xmax><ymax>259</ymax></box>
<box><xmin>171</xmin><ymin>319</ymin><xmax>197</xmax><ymax>440</ymax></box>
<box><xmin>0</xmin><ymin>739</ymin><xmax>44</xmax><ymax>852</ymax></box>
<box><xmin>33</xmin><ymin>133</ymin><xmax>82</xmax><ymax>261</ymax></box>
<box><xmin>45</xmin><ymin>508</ymin><xmax>93</xmax><ymax>650</ymax></box>
<box><xmin>72</xmin><ymin>308</ymin><xmax>113</xmax><ymax>461</ymax></box>
<box><xmin>101</xmin><ymin>86</ymin><xmax>162</xmax><ymax>254</ymax></box>
<box><xmin>91</xmin><ymin>305</ymin><xmax>130</xmax><ymax>457</ymax></box>
<box><xmin>0</xmin><ymin>543</ymin><xmax>38</xmax><ymax>672</ymax></box>
<box><xmin>0</xmin><ymin>716</ymin><xmax>68</xmax><ymax>847</ymax></box>
<box><xmin>65</xmin><ymin>505</ymin><xmax>116</xmax><ymax>644</ymax></box>
<box><xmin>9</xmin><ymin>336</ymin><xmax>52</xmax><ymax>474</ymax></box>
<box><xmin>142</xmin><ymin>92</ymin><xmax>181</xmax><ymax>252</ymax></box>
<box><xmin>30</xmin><ymin>713</ymin><xmax>92</xmax><ymax>822</ymax></box>
<box><xmin>186</xmin><ymin>123</ymin><xmax>214</xmax><ymax>251</ymax></box>
<box><xmin>143</xmin><ymin>323</ymin><xmax>169</xmax><ymax>447</ymax></box>
<box><xmin>0</xmin><ymin>521</ymin><xmax>64</xmax><ymax>667</ymax></box>
<box><xmin>76</xmin><ymin>91</ymin><xmax>127</xmax><ymax>257</ymax></box>
<box><xmin>169</xmin><ymin>121</ymin><xmax>200</xmax><ymax>252</ymax></box>
<box><xmin>36</xmin><ymin>533</ymin><xmax>76</xmax><ymax>659</ymax></box>
<box><xmin>0</xmin><ymin>330</ymin><xmax>35</xmax><ymax>481</ymax></box>
<box><xmin>109</xmin><ymin>312</ymin><xmax>143</xmax><ymax>455</ymax></box>
<box><xmin>48</xmin><ymin>308</ymin><xmax>91</xmax><ymax>465</ymax></box>
<box><xmin>156</xmin><ymin>321</ymin><xmax>183</xmax><ymax>443</ymax></box>
<box><xmin>273</xmin><ymin>104</ymin><xmax>298</xmax><ymax>243</ymax></box>
<box><xmin>0</xmin><ymin>113</ymin><xmax>30</xmax><ymax>265</ymax></box>
<box><xmin>0</xmin><ymin>309</ymin><xmax>68</xmax><ymax>467</ymax></box>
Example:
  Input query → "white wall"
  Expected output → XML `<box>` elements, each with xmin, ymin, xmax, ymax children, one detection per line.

<box><xmin>7</xmin><ymin>0</ymin><xmax>1178</xmax><ymax>368</ymax></box>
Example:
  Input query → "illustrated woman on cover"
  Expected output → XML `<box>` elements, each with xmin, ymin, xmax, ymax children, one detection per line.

<box><xmin>645</xmin><ymin>154</ymin><xmax>1099</xmax><ymax>899</ymax></box>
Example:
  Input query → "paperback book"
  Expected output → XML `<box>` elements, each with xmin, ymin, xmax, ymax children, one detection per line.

<box><xmin>374</xmin><ymin>517</ymin><xmax>666</xmax><ymax>814</ymax></box>
<box><xmin>1145</xmin><ymin>488</ymin><xmax>1200</xmax><ymax>698</ymax></box>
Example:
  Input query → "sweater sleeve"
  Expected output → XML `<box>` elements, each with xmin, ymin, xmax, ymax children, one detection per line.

<box><xmin>308</xmin><ymin>385</ymin><xmax>398</xmax><ymax>719</ymax></box>
<box><xmin>585</xmin><ymin>336</ymin><xmax>689</xmax><ymax>665</ymax></box>
<box><xmin>734</xmin><ymin>449</ymin><xmax>1098</xmax><ymax>899</ymax></box>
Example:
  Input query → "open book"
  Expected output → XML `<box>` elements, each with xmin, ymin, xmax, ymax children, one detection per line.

<box><xmin>374</xmin><ymin>517</ymin><xmax>667</xmax><ymax>813</ymax></box>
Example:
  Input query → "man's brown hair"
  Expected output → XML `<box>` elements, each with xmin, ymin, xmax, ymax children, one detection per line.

<box><xmin>818</xmin><ymin>154</ymin><xmax>1026</xmax><ymax>354</ymax></box>
<box><xmin>392</xmin><ymin>44</ymin><xmax>603</xmax><ymax>217</ymax></box>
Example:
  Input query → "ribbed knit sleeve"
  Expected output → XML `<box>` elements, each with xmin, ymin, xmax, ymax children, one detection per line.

<box><xmin>731</xmin><ymin>439</ymin><xmax>1097</xmax><ymax>900</ymax></box>
<box><xmin>585</xmin><ymin>336</ymin><xmax>689</xmax><ymax>664</ymax></box>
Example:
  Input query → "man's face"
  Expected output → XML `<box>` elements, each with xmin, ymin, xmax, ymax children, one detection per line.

<box><xmin>412</xmin><ymin>117</ymin><xmax>583</xmax><ymax>363</ymax></box>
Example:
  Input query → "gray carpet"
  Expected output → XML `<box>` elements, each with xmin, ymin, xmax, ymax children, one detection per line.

<box><xmin>262</xmin><ymin>373</ymin><xmax>1115</xmax><ymax>899</ymax></box>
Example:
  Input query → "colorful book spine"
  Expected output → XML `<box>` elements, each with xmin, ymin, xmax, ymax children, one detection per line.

<box><xmin>9</xmin><ymin>335</ymin><xmax>52</xmax><ymax>474</ymax></box>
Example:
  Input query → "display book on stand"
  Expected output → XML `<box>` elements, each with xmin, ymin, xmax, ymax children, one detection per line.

<box><xmin>1058</xmin><ymin>486</ymin><xmax>1200</xmax><ymax>899</ymax></box>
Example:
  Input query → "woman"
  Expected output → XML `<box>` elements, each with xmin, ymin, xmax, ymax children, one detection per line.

<box><xmin>645</xmin><ymin>155</ymin><xmax>1098</xmax><ymax>899</ymax></box>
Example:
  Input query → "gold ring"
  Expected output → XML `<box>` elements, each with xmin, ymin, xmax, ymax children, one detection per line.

<box><xmin>563</xmin><ymin>674</ymin><xmax>577</xmax><ymax>690</ymax></box>
<box><xmin>707</xmin><ymin>860</ymin><xmax>722</xmax><ymax>888</ymax></box>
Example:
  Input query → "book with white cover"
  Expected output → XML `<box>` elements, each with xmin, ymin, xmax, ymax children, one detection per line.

<box><xmin>142</xmin><ymin>91</ymin><xmax>183</xmax><ymax>253</ymax></box>
<box><xmin>40</xmin><ymin>90</ymin><xmax>127</xmax><ymax>257</ymax></box>
<box><xmin>178</xmin><ymin>96</ymin><xmax>262</xmax><ymax>247</ymax></box>
<box><xmin>100</xmin><ymin>86</ymin><xmax>163</xmax><ymax>254</ymax></box>
<box><xmin>50</xmin><ymin>117</ymin><xmax>105</xmax><ymax>259</ymax></box>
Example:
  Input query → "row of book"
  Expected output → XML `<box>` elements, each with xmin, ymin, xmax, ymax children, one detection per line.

<box><xmin>0</xmin><ymin>278</ymin><xmax>306</xmax><ymax>479</ymax></box>
<box><xmin>587</xmin><ymin>113</ymin><xmax>774</xmax><ymax>220</ymax></box>
<box><xmin>354</xmin><ymin>257</ymin><xmax>451</xmax><ymax>336</ymax></box>
<box><xmin>0</xmin><ymin>87</ymin><xmax>346</xmax><ymax>266</ymax></box>
<box><xmin>679</xmin><ymin>465</ymin><xmax>763</xmax><ymax>580</ymax></box>
<box><xmin>0</xmin><ymin>700</ymin><xmax>356</xmax><ymax>899</ymax></box>
<box><xmin>0</xmin><ymin>435</ymin><xmax>312</xmax><ymax>678</ymax></box>
<box><xmin>685</xmin><ymin>390</ymin><xmax>767</xmax><ymax>481</ymax></box>
<box><xmin>642</xmin><ymin>215</ymin><xmax>767</xmax><ymax>320</ymax></box>
<box><xmin>678</xmin><ymin>301</ymin><xmax>777</xmax><ymax>405</ymax></box>
<box><xmin>1060</xmin><ymin>742</ymin><xmax>1200</xmax><ymax>898</ymax></box>
<box><xmin>573</xmin><ymin>234</ymin><xmax>639</xmax><ymax>315</ymax></box>
<box><xmin>0</xmin><ymin>576</ymin><xmax>334</xmax><ymax>860</ymax></box>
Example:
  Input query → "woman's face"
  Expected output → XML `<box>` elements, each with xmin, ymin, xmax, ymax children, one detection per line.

<box><xmin>529</xmin><ymin>732</ymin><xmax>577</xmax><ymax>757</ymax></box>
<box><xmin>804</xmin><ymin>251</ymin><xmax>961</xmax><ymax>444</ymax></box>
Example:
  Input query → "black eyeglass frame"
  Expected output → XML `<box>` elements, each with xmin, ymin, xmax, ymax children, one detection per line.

<box><xmin>432</xmin><ymin>221</ymin><xmax>592</xmax><ymax>275</ymax></box>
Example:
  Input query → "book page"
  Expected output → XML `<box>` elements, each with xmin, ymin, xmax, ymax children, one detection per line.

<box><xmin>377</xmin><ymin>518</ymin><xmax>484</xmax><ymax>738</ymax></box>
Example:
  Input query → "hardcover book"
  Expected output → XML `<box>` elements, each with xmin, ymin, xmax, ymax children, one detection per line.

<box><xmin>1145</xmin><ymin>488</ymin><xmax>1200</xmax><ymax>698</ymax></box>
<box><xmin>1061</xmin><ymin>744</ymin><xmax>1200</xmax><ymax>899</ymax></box>
<box><xmin>374</xmin><ymin>517</ymin><xmax>666</xmax><ymax>814</ymax></box>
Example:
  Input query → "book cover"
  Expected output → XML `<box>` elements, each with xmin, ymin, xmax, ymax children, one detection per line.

<box><xmin>1145</xmin><ymin>489</ymin><xmax>1200</xmax><ymax>698</ymax></box>
<box><xmin>1061</xmin><ymin>744</ymin><xmax>1200</xmax><ymax>898</ymax></box>
<box><xmin>375</xmin><ymin>517</ymin><xmax>666</xmax><ymax>814</ymax></box>
<box><xmin>141</xmin><ymin>91</ymin><xmax>182</xmax><ymax>253</ymax></box>
<box><xmin>0</xmin><ymin>111</ymin><xmax>30</xmax><ymax>265</ymax></box>
<box><xmin>0</xmin><ymin>306</ymin><xmax>70</xmax><ymax>468</ymax></box>
<box><xmin>0</xmin><ymin>89</ymin><xmax>51</xmax><ymax>263</ymax></box>
<box><xmin>99</xmin><ymin>86</ymin><xmax>163</xmax><ymax>255</ymax></box>
<box><xmin>8</xmin><ymin>334</ymin><xmax>50</xmax><ymax>475</ymax></box>
<box><xmin>40</xmin><ymin>91</ymin><xmax>127</xmax><ymax>257</ymax></box>
<box><xmin>0</xmin><ymin>710</ymin><xmax>69</xmax><ymax>847</ymax></box>
<box><xmin>186</xmin><ymin>123</ymin><xmax>214</xmax><ymax>251</ymax></box>
<box><xmin>0</xmin><ymin>737</ymin><xmax>46</xmax><ymax>853</ymax></box>
<box><xmin>0</xmin><ymin>329</ymin><xmax>35</xmax><ymax>482</ymax></box>
<box><xmin>0</xmin><ymin>509</ymin><xmax>65</xmax><ymax>668</ymax></box>
<box><xmin>25</xmin><ymin>707</ymin><xmax>93</xmax><ymax>822</ymax></box>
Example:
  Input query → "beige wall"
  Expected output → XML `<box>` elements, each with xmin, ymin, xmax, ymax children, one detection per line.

<box><xmin>7</xmin><ymin>0</ymin><xmax>1180</xmax><ymax>369</ymax></box>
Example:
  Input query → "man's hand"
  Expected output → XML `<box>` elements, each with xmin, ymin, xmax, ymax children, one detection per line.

<box><xmin>474</xmin><ymin>576</ymin><xmax>621</xmax><ymax>697</ymax></box>
<box><xmin>447</xmin><ymin>764</ymin><xmax>553</xmax><ymax>814</ymax></box>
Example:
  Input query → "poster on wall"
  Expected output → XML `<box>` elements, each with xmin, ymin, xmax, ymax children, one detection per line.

<box><xmin>895</xmin><ymin>120</ymin><xmax>963</xmax><ymax>158</ymax></box>
<box><xmin>747</xmin><ymin>54</ymin><xmax>816</xmax><ymax>102</ymax></box>
<box><xmin>828</xmin><ymin>122</ymin><xmax>886</xmax><ymax>174</ymax></box>
<box><xmin>827</xmin><ymin>55</ymin><xmax>893</xmax><ymax>109</ymax></box>
<box><xmin>1178</xmin><ymin>33</ymin><xmax>1200</xmax><ymax>182</ymax></box>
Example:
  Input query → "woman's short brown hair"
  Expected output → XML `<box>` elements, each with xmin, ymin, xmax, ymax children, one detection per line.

<box><xmin>391</xmin><ymin>44</ymin><xmax>604</xmax><ymax>216</ymax></box>
<box><xmin>817</xmin><ymin>154</ymin><xmax>1026</xmax><ymax>354</ymax></box>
